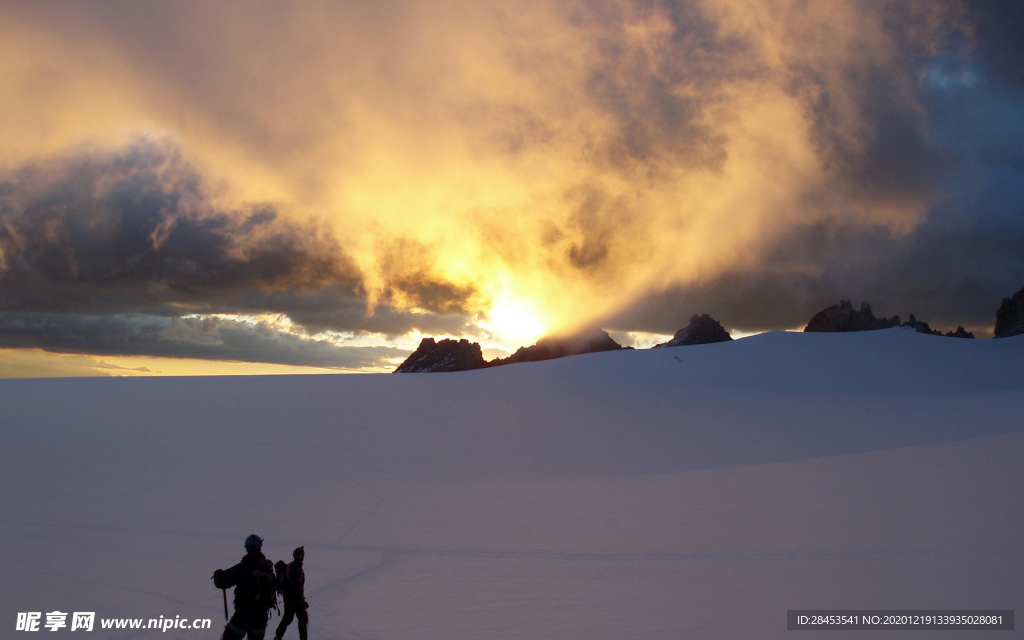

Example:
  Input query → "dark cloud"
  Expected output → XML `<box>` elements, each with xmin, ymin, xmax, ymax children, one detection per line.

<box><xmin>0</xmin><ymin>139</ymin><xmax>476</xmax><ymax>364</ymax></box>
<box><xmin>547</xmin><ymin>0</ymin><xmax>977</xmax><ymax>293</ymax></box>
<box><xmin>241</xmin><ymin>286</ymin><xmax>478</xmax><ymax>339</ymax></box>
<box><xmin>0</xmin><ymin>137</ymin><xmax>360</xmax><ymax>314</ymax></box>
<box><xmin>607</xmin><ymin>2</ymin><xmax>1024</xmax><ymax>338</ymax></box>
<box><xmin>967</xmin><ymin>1</ymin><xmax>1024</xmax><ymax>89</ymax></box>
<box><xmin>577</xmin><ymin>0</ymin><xmax>734</xmax><ymax>172</ymax></box>
<box><xmin>375</xmin><ymin>238</ymin><xmax>478</xmax><ymax>315</ymax></box>
<box><xmin>564</xmin><ymin>185</ymin><xmax>616</xmax><ymax>272</ymax></box>
<box><xmin>824</xmin><ymin>69</ymin><xmax>948</xmax><ymax>209</ymax></box>
<box><xmin>609</xmin><ymin>212</ymin><xmax>1024</xmax><ymax>337</ymax></box>
<box><xmin>0</xmin><ymin>312</ymin><xmax>404</xmax><ymax>369</ymax></box>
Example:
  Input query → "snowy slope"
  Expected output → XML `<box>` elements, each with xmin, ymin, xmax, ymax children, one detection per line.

<box><xmin>1</xmin><ymin>328</ymin><xmax>1023</xmax><ymax>639</ymax></box>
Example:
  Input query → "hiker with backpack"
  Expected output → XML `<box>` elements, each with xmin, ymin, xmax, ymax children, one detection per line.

<box><xmin>212</xmin><ymin>534</ymin><xmax>278</xmax><ymax>640</ymax></box>
<box><xmin>273</xmin><ymin>546</ymin><xmax>308</xmax><ymax>640</ymax></box>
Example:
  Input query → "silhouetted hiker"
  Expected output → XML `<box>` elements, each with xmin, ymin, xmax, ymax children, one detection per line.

<box><xmin>273</xmin><ymin>546</ymin><xmax>308</xmax><ymax>640</ymax></box>
<box><xmin>213</xmin><ymin>534</ymin><xmax>278</xmax><ymax>640</ymax></box>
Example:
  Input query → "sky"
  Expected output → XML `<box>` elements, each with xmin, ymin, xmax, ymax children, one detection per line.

<box><xmin>0</xmin><ymin>0</ymin><xmax>1022</xmax><ymax>376</ymax></box>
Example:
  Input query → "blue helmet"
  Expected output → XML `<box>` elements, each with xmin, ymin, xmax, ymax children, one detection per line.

<box><xmin>244</xmin><ymin>534</ymin><xmax>263</xmax><ymax>552</ymax></box>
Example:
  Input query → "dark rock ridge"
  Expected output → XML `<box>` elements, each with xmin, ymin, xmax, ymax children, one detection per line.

<box><xmin>901</xmin><ymin>314</ymin><xmax>941</xmax><ymax>336</ymax></box>
<box><xmin>394</xmin><ymin>328</ymin><xmax>629</xmax><ymax>372</ymax></box>
<box><xmin>492</xmin><ymin>327</ymin><xmax>630</xmax><ymax>366</ymax></box>
<box><xmin>654</xmin><ymin>314</ymin><xmax>732</xmax><ymax>347</ymax></box>
<box><xmin>805</xmin><ymin>300</ymin><xmax>973</xmax><ymax>338</ymax></box>
<box><xmin>805</xmin><ymin>300</ymin><xmax>901</xmax><ymax>332</ymax></box>
<box><xmin>995</xmin><ymin>286</ymin><xmax>1024</xmax><ymax>338</ymax></box>
<box><xmin>945</xmin><ymin>326</ymin><xmax>975</xmax><ymax>339</ymax></box>
<box><xmin>394</xmin><ymin>338</ymin><xmax>488</xmax><ymax>373</ymax></box>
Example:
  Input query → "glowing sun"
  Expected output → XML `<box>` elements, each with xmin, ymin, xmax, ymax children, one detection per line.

<box><xmin>485</xmin><ymin>293</ymin><xmax>549</xmax><ymax>346</ymax></box>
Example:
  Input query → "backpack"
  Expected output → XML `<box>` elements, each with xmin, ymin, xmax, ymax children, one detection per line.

<box><xmin>250</xmin><ymin>560</ymin><xmax>278</xmax><ymax>611</ymax></box>
<box><xmin>274</xmin><ymin>560</ymin><xmax>289</xmax><ymax>596</ymax></box>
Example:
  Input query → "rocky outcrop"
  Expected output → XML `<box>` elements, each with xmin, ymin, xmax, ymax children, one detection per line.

<box><xmin>901</xmin><ymin>314</ymin><xmax>941</xmax><ymax>336</ymax></box>
<box><xmin>492</xmin><ymin>327</ymin><xmax>629</xmax><ymax>366</ymax></box>
<box><xmin>994</xmin><ymin>287</ymin><xmax>1024</xmax><ymax>338</ymax></box>
<box><xmin>945</xmin><ymin>326</ymin><xmax>975</xmax><ymax>339</ymax></box>
<box><xmin>805</xmin><ymin>300</ymin><xmax>972</xmax><ymax>337</ymax></box>
<box><xmin>804</xmin><ymin>300</ymin><xmax>901</xmax><ymax>333</ymax></box>
<box><xmin>654</xmin><ymin>314</ymin><xmax>732</xmax><ymax>347</ymax></box>
<box><xmin>396</xmin><ymin>328</ymin><xmax>630</xmax><ymax>372</ymax></box>
<box><xmin>394</xmin><ymin>338</ymin><xmax>488</xmax><ymax>373</ymax></box>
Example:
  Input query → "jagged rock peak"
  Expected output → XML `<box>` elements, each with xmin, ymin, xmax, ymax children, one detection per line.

<box><xmin>901</xmin><ymin>314</ymin><xmax>942</xmax><ymax>336</ymax></box>
<box><xmin>654</xmin><ymin>314</ymin><xmax>732</xmax><ymax>348</ymax></box>
<box><xmin>805</xmin><ymin>300</ymin><xmax>970</xmax><ymax>337</ymax></box>
<box><xmin>995</xmin><ymin>286</ymin><xmax>1024</xmax><ymax>338</ymax></box>
<box><xmin>945</xmin><ymin>326</ymin><xmax>975</xmax><ymax>339</ymax></box>
<box><xmin>804</xmin><ymin>300</ymin><xmax>902</xmax><ymax>333</ymax></box>
<box><xmin>493</xmin><ymin>327</ymin><xmax>629</xmax><ymax>365</ymax></box>
<box><xmin>394</xmin><ymin>337</ymin><xmax>488</xmax><ymax>373</ymax></box>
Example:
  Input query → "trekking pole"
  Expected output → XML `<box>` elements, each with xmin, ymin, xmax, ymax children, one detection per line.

<box><xmin>222</xmin><ymin>588</ymin><xmax>228</xmax><ymax>621</ymax></box>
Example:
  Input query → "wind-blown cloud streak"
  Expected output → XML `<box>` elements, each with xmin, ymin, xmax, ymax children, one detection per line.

<box><xmin>0</xmin><ymin>313</ymin><xmax>405</xmax><ymax>369</ymax></box>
